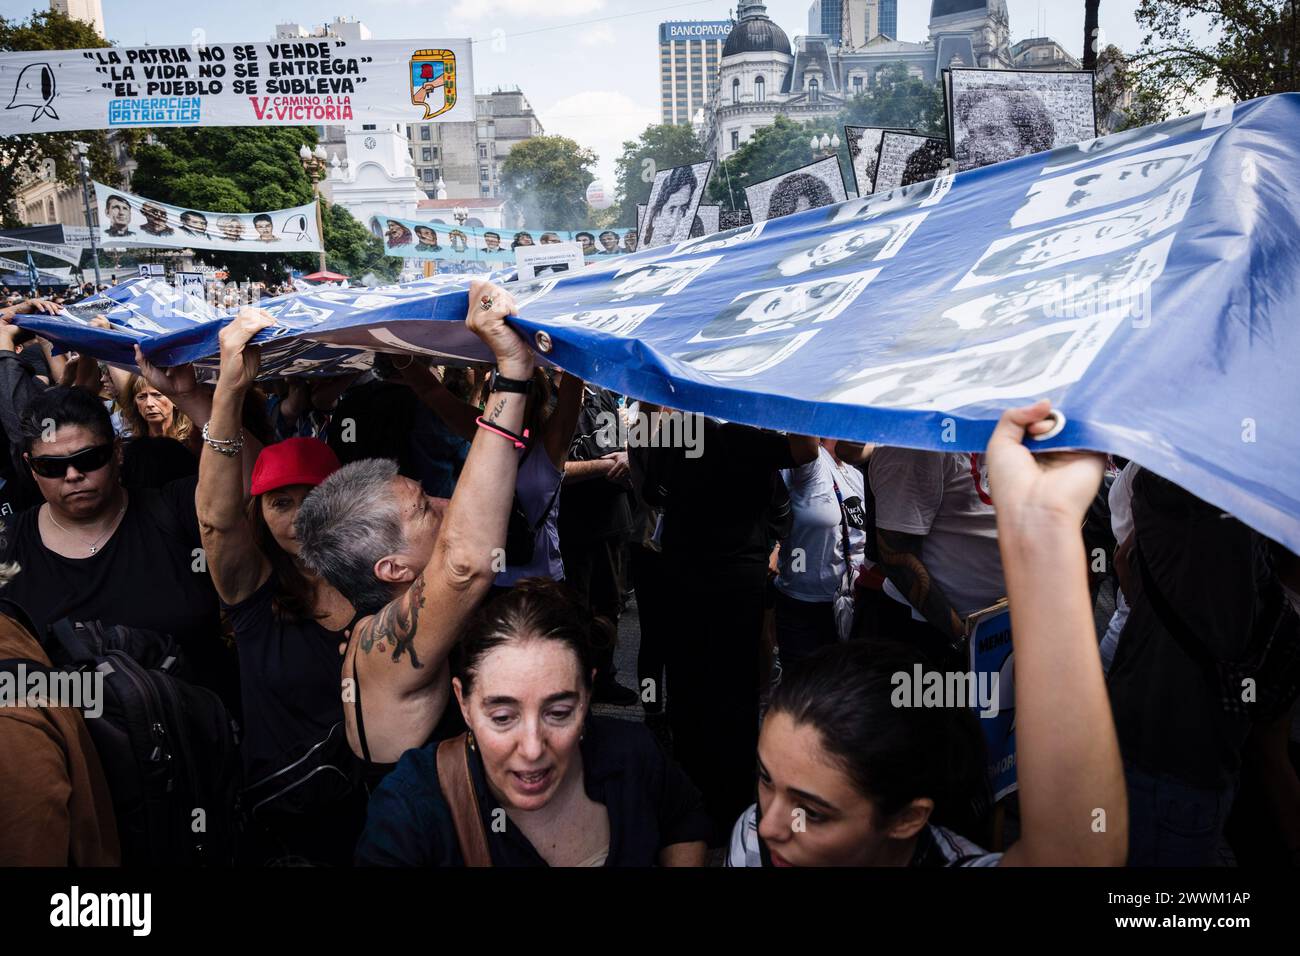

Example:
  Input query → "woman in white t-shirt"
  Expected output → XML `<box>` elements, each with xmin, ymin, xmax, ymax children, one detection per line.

<box><xmin>774</xmin><ymin>438</ymin><xmax>869</xmax><ymax>666</ymax></box>
<box><xmin>728</xmin><ymin>402</ymin><xmax>1129</xmax><ymax>867</ymax></box>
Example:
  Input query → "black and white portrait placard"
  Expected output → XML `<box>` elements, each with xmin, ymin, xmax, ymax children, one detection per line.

<box><xmin>874</xmin><ymin>133</ymin><xmax>949</xmax><ymax>192</ymax></box>
<box><xmin>744</xmin><ymin>156</ymin><xmax>848</xmax><ymax>223</ymax></box>
<box><xmin>639</xmin><ymin>161</ymin><xmax>714</xmax><ymax>249</ymax></box>
<box><xmin>949</xmin><ymin>68</ymin><xmax>1097</xmax><ymax>173</ymax></box>
<box><xmin>695</xmin><ymin>204</ymin><xmax>721</xmax><ymax>237</ymax></box>
<box><xmin>845</xmin><ymin>126</ymin><xmax>911</xmax><ymax>196</ymax></box>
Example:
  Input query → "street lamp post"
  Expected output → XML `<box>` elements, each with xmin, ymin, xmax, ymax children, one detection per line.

<box><xmin>299</xmin><ymin>143</ymin><xmax>329</xmax><ymax>273</ymax></box>
<box><xmin>73</xmin><ymin>141</ymin><xmax>102</xmax><ymax>287</ymax></box>
<box><xmin>810</xmin><ymin>131</ymin><xmax>841</xmax><ymax>160</ymax></box>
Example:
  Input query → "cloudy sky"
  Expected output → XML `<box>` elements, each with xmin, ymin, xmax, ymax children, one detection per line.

<box><xmin>2</xmin><ymin>1</ymin><xmax>1172</xmax><ymax>183</ymax></box>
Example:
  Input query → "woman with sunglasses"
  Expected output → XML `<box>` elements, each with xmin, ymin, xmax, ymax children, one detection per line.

<box><xmin>0</xmin><ymin>363</ymin><xmax>240</xmax><ymax>707</ymax></box>
<box><xmin>727</xmin><ymin>402</ymin><xmax>1128</xmax><ymax>867</ymax></box>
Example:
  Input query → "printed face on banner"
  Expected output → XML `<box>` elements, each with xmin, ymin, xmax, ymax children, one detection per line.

<box><xmin>640</xmin><ymin>162</ymin><xmax>713</xmax><ymax>249</ymax></box>
<box><xmin>673</xmin><ymin>329</ymin><xmax>820</xmax><ymax>380</ymax></box>
<box><xmin>1010</xmin><ymin>135</ymin><xmax>1219</xmax><ymax>229</ymax></box>
<box><xmin>874</xmin><ymin>134</ymin><xmax>949</xmax><ymax>192</ymax></box>
<box><xmin>92</xmin><ymin>181</ymin><xmax>320</xmax><ymax>253</ymax></box>
<box><xmin>689</xmin><ymin>269</ymin><xmax>879</xmax><ymax>344</ymax></box>
<box><xmin>745</xmin><ymin>156</ymin><xmax>848</xmax><ymax>223</ymax></box>
<box><xmin>950</xmin><ymin>69</ymin><xmax>1096</xmax><ymax>173</ymax></box>
<box><xmin>379</xmin><ymin>216</ymin><xmax>629</xmax><ymax>264</ymax></box>
<box><xmin>773</xmin><ymin>213</ymin><xmax>928</xmax><ymax>278</ymax></box>
<box><xmin>607</xmin><ymin>256</ymin><xmax>723</xmax><ymax>302</ymax></box>
<box><xmin>674</xmin><ymin>220</ymin><xmax>766</xmax><ymax>257</ymax></box>
<box><xmin>0</xmin><ymin>39</ymin><xmax>474</xmax><ymax>135</ymax></box>
<box><xmin>957</xmin><ymin>170</ymin><xmax>1201</xmax><ymax>289</ymax></box>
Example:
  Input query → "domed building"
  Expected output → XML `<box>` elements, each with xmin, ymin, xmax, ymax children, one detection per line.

<box><xmin>707</xmin><ymin>0</ymin><xmax>1014</xmax><ymax>161</ymax></box>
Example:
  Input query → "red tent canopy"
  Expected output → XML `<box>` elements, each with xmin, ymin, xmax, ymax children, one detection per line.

<box><xmin>302</xmin><ymin>270</ymin><xmax>348</xmax><ymax>282</ymax></box>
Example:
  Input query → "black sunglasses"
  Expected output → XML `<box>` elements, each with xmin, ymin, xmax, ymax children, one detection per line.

<box><xmin>27</xmin><ymin>444</ymin><xmax>114</xmax><ymax>479</ymax></box>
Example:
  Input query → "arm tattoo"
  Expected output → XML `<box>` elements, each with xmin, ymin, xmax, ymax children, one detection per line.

<box><xmin>876</xmin><ymin>528</ymin><xmax>964</xmax><ymax>640</ymax></box>
<box><xmin>486</xmin><ymin>395</ymin><xmax>507</xmax><ymax>423</ymax></box>
<box><xmin>353</xmin><ymin>573</ymin><xmax>427</xmax><ymax>669</ymax></box>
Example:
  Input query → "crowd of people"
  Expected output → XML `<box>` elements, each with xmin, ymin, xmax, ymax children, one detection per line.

<box><xmin>0</xmin><ymin>279</ymin><xmax>1295</xmax><ymax>868</ymax></box>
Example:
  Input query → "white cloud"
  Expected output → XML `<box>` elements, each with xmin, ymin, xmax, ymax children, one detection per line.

<box><xmin>578</xmin><ymin>24</ymin><xmax>617</xmax><ymax>47</ymax></box>
<box><xmin>449</xmin><ymin>0</ymin><xmax>605</xmax><ymax>21</ymax></box>
<box><xmin>536</xmin><ymin>90</ymin><xmax>660</xmax><ymax>188</ymax></box>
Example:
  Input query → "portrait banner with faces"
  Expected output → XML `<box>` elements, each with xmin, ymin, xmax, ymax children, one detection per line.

<box><xmin>21</xmin><ymin>97</ymin><xmax>1300</xmax><ymax>559</ymax></box>
<box><xmin>745</xmin><ymin>156</ymin><xmax>849</xmax><ymax>223</ymax></box>
<box><xmin>0</xmin><ymin>38</ymin><xmax>473</xmax><ymax>136</ymax></box>
<box><xmin>639</xmin><ymin>161</ymin><xmax>714</xmax><ymax>249</ymax></box>
<box><xmin>948</xmin><ymin>68</ymin><xmax>1097</xmax><ymax>174</ymax></box>
<box><xmin>92</xmin><ymin>181</ymin><xmax>321</xmax><ymax>253</ymax></box>
<box><xmin>873</xmin><ymin>133</ymin><xmax>950</xmax><ymax>192</ymax></box>
<box><xmin>845</xmin><ymin>126</ymin><xmax>912</xmax><ymax>196</ymax></box>
<box><xmin>376</xmin><ymin>215</ymin><xmax>635</xmax><ymax>263</ymax></box>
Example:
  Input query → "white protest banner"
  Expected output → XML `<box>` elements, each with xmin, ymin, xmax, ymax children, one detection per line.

<box><xmin>515</xmin><ymin>242</ymin><xmax>585</xmax><ymax>281</ymax></box>
<box><xmin>94</xmin><ymin>181</ymin><xmax>321</xmax><ymax>253</ymax></box>
<box><xmin>175</xmin><ymin>271</ymin><xmax>206</xmax><ymax>299</ymax></box>
<box><xmin>0</xmin><ymin>38</ymin><xmax>472</xmax><ymax>135</ymax></box>
<box><xmin>0</xmin><ymin>237</ymin><xmax>83</xmax><ymax>265</ymax></box>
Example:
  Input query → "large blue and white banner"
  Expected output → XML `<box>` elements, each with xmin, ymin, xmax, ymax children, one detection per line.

<box><xmin>16</xmin><ymin>95</ymin><xmax>1300</xmax><ymax>552</ymax></box>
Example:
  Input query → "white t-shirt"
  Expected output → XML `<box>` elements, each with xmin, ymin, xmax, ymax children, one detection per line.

<box><xmin>726</xmin><ymin>803</ymin><xmax>1001</xmax><ymax>867</ymax></box>
<box><xmin>869</xmin><ymin>448</ymin><xmax>1005</xmax><ymax>619</ymax></box>
<box><xmin>775</xmin><ymin>447</ymin><xmax>867</xmax><ymax>603</ymax></box>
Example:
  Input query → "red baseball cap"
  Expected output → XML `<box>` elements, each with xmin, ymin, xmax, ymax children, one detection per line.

<box><xmin>250</xmin><ymin>438</ymin><xmax>341</xmax><ymax>496</ymax></box>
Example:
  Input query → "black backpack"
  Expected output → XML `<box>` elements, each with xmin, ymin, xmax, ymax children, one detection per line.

<box><xmin>4</xmin><ymin>607</ymin><xmax>242</xmax><ymax>867</ymax></box>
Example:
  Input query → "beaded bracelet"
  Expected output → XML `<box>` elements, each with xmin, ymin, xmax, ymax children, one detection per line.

<box><xmin>201</xmin><ymin>421</ymin><xmax>244</xmax><ymax>457</ymax></box>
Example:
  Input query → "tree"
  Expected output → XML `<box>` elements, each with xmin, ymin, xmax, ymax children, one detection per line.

<box><xmin>0</xmin><ymin>10</ymin><xmax>133</xmax><ymax>228</ymax></box>
<box><xmin>499</xmin><ymin>135</ymin><xmax>598</xmax><ymax>230</ymax></box>
<box><xmin>612</xmin><ymin>124</ymin><xmax>707</xmax><ymax>227</ymax></box>
<box><xmin>129</xmin><ymin>127</ymin><xmax>395</xmax><ymax>283</ymax></box>
<box><xmin>1127</xmin><ymin>0</ymin><xmax>1299</xmax><ymax>122</ymax></box>
<box><xmin>709</xmin><ymin>116</ymin><xmax>820</xmax><ymax>212</ymax></box>
<box><xmin>842</xmin><ymin>62</ymin><xmax>946</xmax><ymax>136</ymax></box>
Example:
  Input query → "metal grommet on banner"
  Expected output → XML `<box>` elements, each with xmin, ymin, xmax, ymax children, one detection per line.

<box><xmin>1030</xmin><ymin>408</ymin><xmax>1066</xmax><ymax>442</ymax></box>
<box><xmin>534</xmin><ymin>330</ymin><xmax>553</xmax><ymax>353</ymax></box>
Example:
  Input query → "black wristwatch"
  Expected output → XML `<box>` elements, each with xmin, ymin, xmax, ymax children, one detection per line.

<box><xmin>490</xmin><ymin>370</ymin><xmax>533</xmax><ymax>395</ymax></box>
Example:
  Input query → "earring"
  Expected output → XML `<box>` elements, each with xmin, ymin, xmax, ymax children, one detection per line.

<box><xmin>467</xmin><ymin>731</ymin><xmax>476</xmax><ymax>751</ymax></box>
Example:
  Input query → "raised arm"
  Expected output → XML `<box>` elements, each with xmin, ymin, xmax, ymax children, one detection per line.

<box><xmin>987</xmin><ymin>401</ymin><xmax>1126</xmax><ymax>867</ymax></box>
<box><xmin>351</xmin><ymin>282</ymin><xmax>535</xmax><ymax>697</ymax></box>
<box><xmin>398</xmin><ymin>359</ymin><xmax>480</xmax><ymax>442</ymax></box>
<box><xmin>194</xmin><ymin>309</ymin><xmax>278</xmax><ymax>606</ymax></box>
<box><xmin>542</xmin><ymin>371</ymin><xmax>584</xmax><ymax>469</ymax></box>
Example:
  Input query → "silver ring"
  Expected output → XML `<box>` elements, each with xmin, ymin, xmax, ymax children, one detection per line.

<box><xmin>1029</xmin><ymin>408</ymin><xmax>1066</xmax><ymax>441</ymax></box>
<box><xmin>534</xmin><ymin>330</ymin><xmax>553</xmax><ymax>353</ymax></box>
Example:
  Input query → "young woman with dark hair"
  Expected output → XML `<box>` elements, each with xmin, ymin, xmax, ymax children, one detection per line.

<box><xmin>355</xmin><ymin>578</ymin><xmax>711</xmax><ymax>866</ymax></box>
<box><xmin>728</xmin><ymin>401</ymin><xmax>1128</xmax><ymax>867</ymax></box>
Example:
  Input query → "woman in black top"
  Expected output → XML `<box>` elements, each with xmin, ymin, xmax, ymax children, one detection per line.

<box><xmin>194</xmin><ymin>309</ymin><xmax>362</xmax><ymax>865</ymax></box>
<box><xmin>355</xmin><ymin>580</ymin><xmax>711</xmax><ymax>866</ymax></box>
<box><xmin>727</xmin><ymin>402</ymin><xmax>1129</xmax><ymax>868</ymax></box>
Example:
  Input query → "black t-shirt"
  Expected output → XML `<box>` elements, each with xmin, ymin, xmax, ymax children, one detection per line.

<box><xmin>560</xmin><ymin>387</ymin><xmax>633</xmax><ymax>542</ymax></box>
<box><xmin>1107</xmin><ymin>470</ymin><xmax>1297</xmax><ymax>789</ymax></box>
<box><xmin>0</xmin><ymin>476</ymin><xmax>229</xmax><ymax>698</ymax></box>
<box><xmin>223</xmin><ymin>575</ymin><xmax>347</xmax><ymax>782</ymax></box>
<box><xmin>355</xmin><ymin>716</ymin><xmax>711</xmax><ymax>866</ymax></box>
<box><xmin>641</xmin><ymin>420</ymin><xmax>796</xmax><ymax>568</ymax></box>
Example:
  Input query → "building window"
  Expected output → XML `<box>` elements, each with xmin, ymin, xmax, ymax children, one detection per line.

<box><xmin>481</xmin><ymin>186</ymin><xmax>491</xmax><ymax>197</ymax></box>
<box><xmin>422</xmin><ymin>168</ymin><xmax>434</xmax><ymax>182</ymax></box>
<box><xmin>419</xmin><ymin>125</ymin><xmax>431</xmax><ymax>141</ymax></box>
<box><xmin>853</xmin><ymin>75</ymin><xmax>863</xmax><ymax>93</ymax></box>
<box><xmin>480</xmin><ymin>165</ymin><xmax>490</xmax><ymax>182</ymax></box>
<box><xmin>422</xmin><ymin>147</ymin><xmax>431</xmax><ymax>162</ymax></box>
<box><xmin>732</xmin><ymin>78</ymin><xmax>740</xmax><ymax>104</ymax></box>
<box><xmin>431</xmin><ymin>146</ymin><xmax>439</xmax><ymax>159</ymax></box>
<box><xmin>478</xmin><ymin>143</ymin><xmax>488</xmax><ymax>159</ymax></box>
<box><xmin>754</xmin><ymin>75</ymin><xmax>765</xmax><ymax>102</ymax></box>
<box><xmin>730</xmin><ymin>130</ymin><xmax>739</xmax><ymax>151</ymax></box>
<box><xmin>809</xmin><ymin>78</ymin><xmax>820</xmax><ymax>103</ymax></box>
<box><xmin>362</xmin><ymin>123</ymin><xmax>376</xmax><ymax>131</ymax></box>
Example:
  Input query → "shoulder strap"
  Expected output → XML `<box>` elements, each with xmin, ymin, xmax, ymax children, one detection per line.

<box><xmin>436</xmin><ymin>733</ymin><xmax>493</xmax><ymax>868</ymax></box>
<box><xmin>350</xmin><ymin>645</ymin><xmax>373</xmax><ymax>765</ymax></box>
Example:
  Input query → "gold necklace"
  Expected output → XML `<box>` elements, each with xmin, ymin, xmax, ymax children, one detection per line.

<box><xmin>45</xmin><ymin>503</ymin><xmax>126</xmax><ymax>555</ymax></box>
